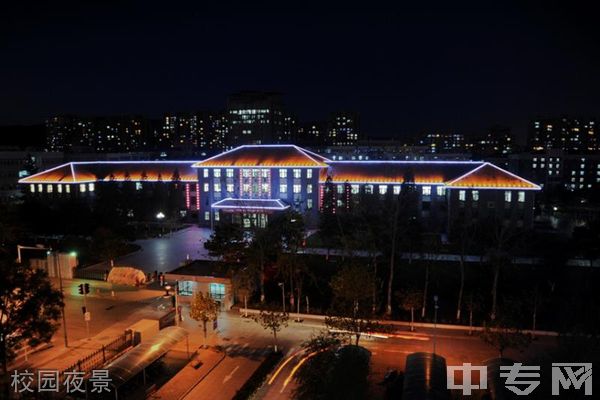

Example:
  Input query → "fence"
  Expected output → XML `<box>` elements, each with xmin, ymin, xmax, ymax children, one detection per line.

<box><xmin>60</xmin><ymin>330</ymin><xmax>133</xmax><ymax>378</ymax></box>
<box><xmin>73</xmin><ymin>268</ymin><xmax>108</xmax><ymax>281</ymax></box>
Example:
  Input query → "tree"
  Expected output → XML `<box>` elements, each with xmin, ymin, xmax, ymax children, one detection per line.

<box><xmin>231</xmin><ymin>267</ymin><xmax>256</xmax><ymax>317</ymax></box>
<box><xmin>396</xmin><ymin>288</ymin><xmax>422</xmax><ymax>331</ymax></box>
<box><xmin>91</xmin><ymin>226</ymin><xmax>129</xmax><ymax>267</ymax></box>
<box><xmin>449</xmin><ymin>219</ymin><xmax>478</xmax><ymax>321</ymax></box>
<box><xmin>294</xmin><ymin>339</ymin><xmax>371</xmax><ymax>400</ymax></box>
<box><xmin>479</xmin><ymin>302</ymin><xmax>532</xmax><ymax>357</ymax></box>
<box><xmin>189</xmin><ymin>291</ymin><xmax>220</xmax><ymax>346</ymax></box>
<box><xmin>0</xmin><ymin>258</ymin><xmax>63</xmax><ymax>377</ymax></box>
<box><xmin>204</xmin><ymin>221</ymin><xmax>247</xmax><ymax>264</ymax></box>
<box><xmin>326</xmin><ymin>264</ymin><xmax>380</xmax><ymax>346</ymax></box>
<box><xmin>251</xmin><ymin>309</ymin><xmax>289</xmax><ymax>352</ymax></box>
<box><xmin>246</xmin><ymin>227</ymin><xmax>274</xmax><ymax>303</ymax></box>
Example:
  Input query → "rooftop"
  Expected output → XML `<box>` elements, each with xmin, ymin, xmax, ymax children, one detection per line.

<box><xmin>168</xmin><ymin>260</ymin><xmax>230</xmax><ymax>278</ymax></box>
<box><xmin>18</xmin><ymin>161</ymin><xmax>198</xmax><ymax>184</ymax></box>
<box><xmin>193</xmin><ymin>145</ymin><xmax>330</xmax><ymax>168</ymax></box>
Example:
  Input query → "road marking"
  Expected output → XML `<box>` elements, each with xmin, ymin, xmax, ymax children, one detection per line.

<box><xmin>223</xmin><ymin>365</ymin><xmax>240</xmax><ymax>383</ymax></box>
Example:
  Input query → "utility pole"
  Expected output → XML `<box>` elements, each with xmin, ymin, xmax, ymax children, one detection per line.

<box><xmin>278</xmin><ymin>282</ymin><xmax>285</xmax><ymax>313</ymax></box>
<box><xmin>54</xmin><ymin>251</ymin><xmax>69</xmax><ymax>348</ymax></box>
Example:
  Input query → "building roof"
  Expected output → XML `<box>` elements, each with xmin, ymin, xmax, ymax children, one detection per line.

<box><xmin>211</xmin><ymin>197</ymin><xmax>290</xmax><ymax>211</ymax></box>
<box><xmin>321</xmin><ymin>161</ymin><xmax>484</xmax><ymax>184</ymax></box>
<box><xmin>321</xmin><ymin>161</ymin><xmax>541</xmax><ymax>189</ymax></box>
<box><xmin>168</xmin><ymin>260</ymin><xmax>230</xmax><ymax>278</ymax></box>
<box><xmin>18</xmin><ymin>161</ymin><xmax>198</xmax><ymax>184</ymax></box>
<box><xmin>445</xmin><ymin>163</ymin><xmax>541</xmax><ymax>190</ymax></box>
<box><xmin>192</xmin><ymin>145</ymin><xmax>330</xmax><ymax>168</ymax></box>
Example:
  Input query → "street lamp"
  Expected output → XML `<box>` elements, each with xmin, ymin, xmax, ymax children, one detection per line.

<box><xmin>433</xmin><ymin>295</ymin><xmax>439</xmax><ymax>355</ymax></box>
<box><xmin>278</xmin><ymin>282</ymin><xmax>285</xmax><ymax>313</ymax></box>
<box><xmin>156</xmin><ymin>212</ymin><xmax>165</xmax><ymax>220</ymax></box>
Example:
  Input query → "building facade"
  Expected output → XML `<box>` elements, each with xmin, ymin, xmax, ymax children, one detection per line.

<box><xmin>19</xmin><ymin>145</ymin><xmax>541</xmax><ymax>231</ymax></box>
<box><xmin>528</xmin><ymin>117</ymin><xmax>598</xmax><ymax>153</ymax></box>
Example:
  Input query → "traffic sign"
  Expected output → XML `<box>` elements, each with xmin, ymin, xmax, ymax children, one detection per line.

<box><xmin>84</xmin><ymin>312</ymin><xmax>91</xmax><ymax>322</ymax></box>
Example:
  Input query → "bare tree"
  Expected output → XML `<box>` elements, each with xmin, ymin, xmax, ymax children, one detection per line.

<box><xmin>396</xmin><ymin>288</ymin><xmax>422</xmax><ymax>331</ymax></box>
<box><xmin>252</xmin><ymin>309</ymin><xmax>289</xmax><ymax>352</ymax></box>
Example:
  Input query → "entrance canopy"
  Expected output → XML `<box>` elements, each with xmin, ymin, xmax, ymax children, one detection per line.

<box><xmin>104</xmin><ymin>326</ymin><xmax>188</xmax><ymax>388</ymax></box>
<box><xmin>211</xmin><ymin>197</ymin><xmax>290</xmax><ymax>212</ymax></box>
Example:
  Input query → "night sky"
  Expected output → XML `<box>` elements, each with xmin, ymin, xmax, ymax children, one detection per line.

<box><xmin>2</xmin><ymin>2</ymin><xmax>599</xmax><ymax>140</ymax></box>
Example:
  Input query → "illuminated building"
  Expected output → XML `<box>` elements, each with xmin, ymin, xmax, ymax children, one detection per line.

<box><xmin>418</xmin><ymin>133</ymin><xmax>465</xmax><ymax>153</ymax></box>
<box><xmin>160</xmin><ymin>112</ymin><xmax>227</xmax><ymax>153</ymax></box>
<box><xmin>528</xmin><ymin>117</ymin><xmax>598</xmax><ymax>153</ymax></box>
<box><xmin>227</xmin><ymin>92</ymin><xmax>284</xmax><ymax>147</ymax></box>
<box><xmin>19</xmin><ymin>145</ymin><xmax>540</xmax><ymax>230</ymax></box>
<box><xmin>327</xmin><ymin>112</ymin><xmax>360</xmax><ymax>146</ymax></box>
<box><xmin>46</xmin><ymin>115</ymin><xmax>148</xmax><ymax>152</ymax></box>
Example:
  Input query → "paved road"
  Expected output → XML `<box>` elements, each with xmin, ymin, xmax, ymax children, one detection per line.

<box><xmin>87</xmin><ymin>226</ymin><xmax>214</xmax><ymax>273</ymax></box>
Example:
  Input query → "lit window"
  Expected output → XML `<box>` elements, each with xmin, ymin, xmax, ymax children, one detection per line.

<box><xmin>65</xmin><ymin>185</ymin><xmax>71</xmax><ymax>193</ymax></box>
<box><xmin>226</xmin><ymin>183</ymin><xmax>234</xmax><ymax>193</ymax></box>
<box><xmin>459</xmin><ymin>190</ymin><xmax>466</xmax><ymax>201</ymax></box>
<box><xmin>226</xmin><ymin>169</ymin><xmax>234</xmax><ymax>178</ymax></box>
<box><xmin>242</xmin><ymin>169</ymin><xmax>251</xmax><ymax>177</ymax></box>
<box><xmin>422</xmin><ymin>186</ymin><xmax>431</xmax><ymax>196</ymax></box>
<box><xmin>57</xmin><ymin>184</ymin><xmax>62</xmax><ymax>193</ymax></box>
<box><xmin>280</xmin><ymin>184</ymin><xmax>287</xmax><ymax>193</ymax></box>
<box><xmin>214</xmin><ymin>169</ymin><xmax>221</xmax><ymax>178</ymax></box>
<box><xmin>307</xmin><ymin>199</ymin><xmax>313</xmax><ymax>209</ymax></box>
<box><xmin>307</xmin><ymin>184</ymin><xmax>313</xmax><ymax>194</ymax></box>
<box><xmin>504</xmin><ymin>191</ymin><xmax>512</xmax><ymax>202</ymax></box>
<box><xmin>47</xmin><ymin>184</ymin><xmax>53</xmax><ymax>193</ymax></box>
<box><xmin>214</xmin><ymin>212</ymin><xmax>220</xmax><ymax>221</ymax></box>
<box><xmin>379</xmin><ymin>185</ymin><xmax>388</xmax><ymax>194</ymax></box>
<box><xmin>203</xmin><ymin>169</ymin><xmax>209</xmax><ymax>178</ymax></box>
<box><xmin>242</xmin><ymin>184</ymin><xmax>250</xmax><ymax>193</ymax></box>
<box><xmin>204</xmin><ymin>211</ymin><xmax>210</xmax><ymax>220</ymax></box>
<box><xmin>293</xmin><ymin>169</ymin><xmax>301</xmax><ymax>178</ymax></box>
<box><xmin>351</xmin><ymin>184</ymin><xmax>359</xmax><ymax>194</ymax></box>
<box><xmin>88</xmin><ymin>183</ymin><xmax>95</xmax><ymax>192</ymax></box>
<box><xmin>261</xmin><ymin>170</ymin><xmax>269</xmax><ymax>178</ymax></box>
<box><xmin>293</xmin><ymin>184</ymin><xmax>301</xmax><ymax>193</ymax></box>
<box><xmin>365</xmin><ymin>185</ymin><xmax>373</xmax><ymax>194</ymax></box>
<box><xmin>307</xmin><ymin>169</ymin><xmax>313</xmax><ymax>179</ymax></box>
<box><xmin>393</xmin><ymin>186</ymin><xmax>401</xmax><ymax>195</ymax></box>
<box><xmin>279</xmin><ymin>169</ymin><xmax>287</xmax><ymax>178</ymax></box>
<box><xmin>214</xmin><ymin>183</ymin><xmax>221</xmax><ymax>192</ymax></box>
<box><xmin>472</xmin><ymin>190</ymin><xmax>479</xmax><ymax>201</ymax></box>
<box><xmin>135</xmin><ymin>182</ymin><xmax>143</xmax><ymax>191</ymax></box>
<box><xmin>533</xmin><ymin>163</ymin><xmax>537</xmax><ymax>169</ymax></box>
<box><xmin>436</xmin><ymin>186</ymin><xmax>445</xmax><ymax>196</ymax></box>
<box><xmin>518</xmin><ymin>191</ymin><xmax>525</xmax><ymax>202</ymax></box>
<box><xmin>30</xmin><ymin>184</ymin><xmax>35</xmax><ymax>193</ymax></box>
<box><xmin>203</xmin><ymin>183</ymin><xmax>209</xmax><ymax>192</ymax></box>
<box><xmin>37</xmin><ymin>184</ymin><xmax>43</xmax><ymax>192</ymax></box>
<box><xmin>79</xmin><ymin>184</ymin><xmax>86</xmax><ymax>193</ymax></box>
<box><xmin>261</xmin><ymin>183</ymin><xmax>269</xmax><ymax>192</ymax></box>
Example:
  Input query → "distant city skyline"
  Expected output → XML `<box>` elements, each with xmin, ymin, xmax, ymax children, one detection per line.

<box><xmin>2</xmin><ymin>3</ymin><xmax>600</xmax><ymax>139</ymax></box>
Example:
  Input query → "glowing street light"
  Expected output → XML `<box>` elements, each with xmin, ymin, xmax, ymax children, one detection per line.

<box><xmin>156</xmin><ymin>212</ymin><xmax>165</xmax><ymax>220</ymax></box>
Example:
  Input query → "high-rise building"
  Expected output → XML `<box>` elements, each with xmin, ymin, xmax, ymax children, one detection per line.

<box><xmin>468</xmin><ymin>125</ymin><xmax>515</xmax><ymax>157</ymax></box>
<box><xmin>46</xmin><ymin>115</ymin><xmax>147</xmax><ymax>152</ymax></box>
<box><xmin>227</xmin><ymin>91</ymin><xmax>284</xmax><ymax>146</ymax></box>
<box><xmin>327</xmin><ymin>112</ymin><xmax>359</xmax><ymax>146</ymax></box>
<box><xmin>418</xmin><ymin>133</ymin><xmax>465</xmax><ymax>153</ymax></box>
<box><xmin>528</xmin><ymin>117</ymin><xmax>598</xmax><ymax>153</ymax></box>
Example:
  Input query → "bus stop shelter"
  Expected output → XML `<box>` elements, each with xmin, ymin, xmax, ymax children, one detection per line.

<box><xmin>103</xmin><ymin>326</ymin><xmax>189</xmax><ymax>399</ymax></box>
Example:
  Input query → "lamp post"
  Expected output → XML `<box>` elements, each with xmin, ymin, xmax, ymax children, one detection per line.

<box><xmin>278</xmin><ymin>282</ymin><xmax>285</xmax><ymax>313</ymax></box>
<box><xmin>433</xmin><ymin>295</ymin><xmax>439</xmax><ymax>355</ymax></box>
<box><xmin>50</xmin><ymin>249</ymin><xmax>69</xmax><ymax>348</ymax></box>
